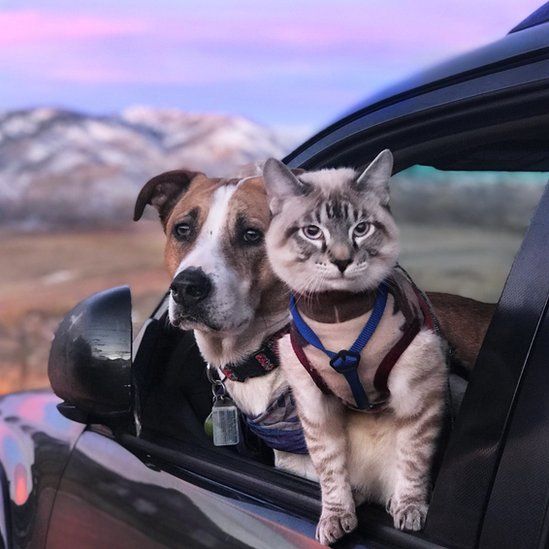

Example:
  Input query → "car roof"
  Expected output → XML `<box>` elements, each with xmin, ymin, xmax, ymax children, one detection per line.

<box><xmin>286</xmin><ymin>19</ymin><xmax>549</xmax><ymax>167</ymax></box>
<box><xmin>509</xmin><ymin>1</ymin><xmax>549</xmax><ymax>34</ymax></box>
<box><xmin>287</xmin><ymin>7</ymin><xmax>549</xmax><ymax>161</ymax></box>
<box><xmin>338</xmin><ymin>21</ymin><xmax>548</xmax><ymax>123</ymax></box>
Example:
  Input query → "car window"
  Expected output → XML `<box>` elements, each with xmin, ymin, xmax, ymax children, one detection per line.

<box><xmin>391</xmin><ymin>166</ymin><xmax>547</xmax><ymax>302</ymax></box>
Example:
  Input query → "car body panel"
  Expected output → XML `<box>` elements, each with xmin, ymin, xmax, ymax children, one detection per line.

<box><xmin>1</xmin><ymin>463</ymin><xmax>9</xmax><ymax>548</ymax></box>
<box><xmin>479</xmin><ymin>305</ymin><xmax>549</xmax><ymax>548</ymax></box>
<box><xmin>0</xmin><ymin>390</ymin><xmax>85</xmax><ymax>548</ymax></box>
<box><xmin>425</xmin><ymin>183</ymin><xmax>549</xmax><ymax>548</ymax></box>
<box><xmin>284</xmin><ymin>23</ymin><xmax>549</xmax><ymax>170</ymax></box>
<box><xmin>48</xmin><ymin>285</ymin><xmax>133</xmax><ymax>420</ymax></box>
<box><xmin>510</xmin><ymin>2</ymin><xmax>549</xmax><ymax>33</ymax></box>
<box><xmin>349</xmin><ymin>22</ymin><xmax>549</xmax><ymax>116</ymax></box>
<box><xmin>47</xmin><ymin>430</ymin><xmax>320</xmax><ymax>548</ymax></box>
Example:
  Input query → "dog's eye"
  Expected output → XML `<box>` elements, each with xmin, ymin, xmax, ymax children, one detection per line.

<box><xmin>302</xmin><ymin>225</ymin><xmax>323</xmax><ymax>240</ymax></box>
<box><xmin>243</xmin><ymin>228</ymin><xmax>263</xmax><ymax>244</ymax></box>
<box><xmin>174</xmin><ymin>222</ymin><xmax>192</xmax><ymax>239</ymax></box>
<box><xmin>353</xmin><ymin>222</ymin><xmax>371</xmax><ymax>238</ymax></box>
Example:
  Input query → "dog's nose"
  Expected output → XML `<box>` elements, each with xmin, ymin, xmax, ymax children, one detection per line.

<box><xmin>170</xmin><ymin>268</ymin><xmax>212</xmax><ymax>304</ymax></box>
<box><xmin>332</xmin><ymin>258</ymin><xmax>352</xmax><ymax>273</ymax></box>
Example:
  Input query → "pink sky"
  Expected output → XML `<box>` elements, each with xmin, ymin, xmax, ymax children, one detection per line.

<box><xmin>0</xmin><ymin>0</ymin><xmax>543</xmax><ymax>129</ymax></box>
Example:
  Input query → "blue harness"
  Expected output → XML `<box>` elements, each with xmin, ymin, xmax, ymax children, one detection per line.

<box><xmin>290</xmin><ymin>284</ymin><xmax>388</xmax><ymax>410</ymax></box>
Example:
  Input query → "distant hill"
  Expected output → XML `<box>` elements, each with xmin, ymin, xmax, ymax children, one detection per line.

<box><xmin>391</xmin><ymin>165</ymin><xmax>546</xmax><ymax>233</ymax></box>
<box><xmin>0</xmin><ymin>108</ymin><xmax>545</xmax><ymax>231</ymax></box>
<box><xmin>0</xmin><ymin>107</ymin><xmax>287</xmax><ymax>229</ymax></box>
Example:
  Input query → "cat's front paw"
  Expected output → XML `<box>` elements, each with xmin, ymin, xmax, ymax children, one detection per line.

<box><xmin>316</xmin><ymin>509</ymin><xmax>358</xmax><ymax>545</ymax></box>
<box><xmin>389</xmin><ymin>499</ymin><xmax>428</xmax><ymax>531</ymax></box>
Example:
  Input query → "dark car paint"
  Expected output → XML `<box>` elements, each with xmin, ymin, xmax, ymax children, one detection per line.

<box><xmin>0</xmin><ymin>391</ymin><xmax>84</xmax><ymax>548</ymax></box>
<box><xmin>510</xmin><ymin>1</ymin><xmax>549</xmax><ymax>34</ymax></box>
<box><xmin>46</xmin><ymin>430</ymin><xmax>321</xmax><ymax>549</ymax></box>
<box><xmin>48</xmin><ymin>285</ymin><xmax>133</xmax><ymax>422</ymax></box>
<box><xmin>347</xmin><ymin>22</ymin><xmax>549</xmax><ymax>119</ymax></box>
<box><xmin>284</xmin><ymin>23</ymin><xmax>549</xmax><ymax>170</ymax></box>
<box><xmin>479</xmin><ymin>305</ymin><xmax>549</xmax><ymax>548</ymax></box>
<box><xmin>426</xmin><ymin>184</ymin><xmax>549</xmax><ymax>548</ymax></box>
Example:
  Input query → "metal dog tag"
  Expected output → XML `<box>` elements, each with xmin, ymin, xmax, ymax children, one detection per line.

<box><xmin>212</xmin><ymin>396</ymin><xmax>240</xmax><ymax>446</ymax></box>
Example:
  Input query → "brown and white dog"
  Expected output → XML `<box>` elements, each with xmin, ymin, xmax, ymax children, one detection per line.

<box><xmin>133</xmin><ymin>167</ymin><xmax>494</xmax><ymax>474</ymax></box>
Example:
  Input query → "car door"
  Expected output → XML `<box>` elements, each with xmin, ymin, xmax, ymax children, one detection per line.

<box><xmin>47</xmin><ymin>146</ymin><xmax>549</xmax><ymax>549</ymax></box>
<box><xmin>46</xmin><ymin>427</ymin><xmax>322</xmax><ymax>548</ymax></box>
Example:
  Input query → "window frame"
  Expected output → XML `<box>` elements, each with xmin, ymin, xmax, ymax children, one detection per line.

<box><xmin>283</xmin><ymin>72</ymin><xmax>549</xmax><ymax>546</ymax></box>
<box><xmin>118</xmin><ymin>432</ymin><xmax>443</xmax><ymax>549</ymax></box>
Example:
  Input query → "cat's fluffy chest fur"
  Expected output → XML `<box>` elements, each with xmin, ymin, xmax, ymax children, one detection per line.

<box><xmin>277</xmin><ymin>300</ymin><xmax>447</xmax><ymax>543</ymax></box>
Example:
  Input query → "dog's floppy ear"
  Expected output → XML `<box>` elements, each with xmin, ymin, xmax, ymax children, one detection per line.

<box><xmin>134</xmin><ymin>169</ymin><xmax>201</xmax><ymax>224</ymax></box>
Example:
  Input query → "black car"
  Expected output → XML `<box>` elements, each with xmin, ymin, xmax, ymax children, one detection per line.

<box><xmin>2</xmin><ymin>4</ymin><xmax>549</xmax><ymax>548</ymax></box>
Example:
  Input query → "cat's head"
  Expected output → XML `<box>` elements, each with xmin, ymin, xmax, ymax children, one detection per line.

<box><xmin>263</xmin><ymin>149</ymin><xmax>399</xmax><ymax>294</ymax></box>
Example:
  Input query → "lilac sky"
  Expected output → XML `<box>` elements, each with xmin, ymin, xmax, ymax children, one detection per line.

<box><xmin>0</xmin><ymin>0</ymin><xmax>542</xmax><ymax>132</ymax></box>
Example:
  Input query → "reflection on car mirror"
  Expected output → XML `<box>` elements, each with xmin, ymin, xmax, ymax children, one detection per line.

<box><xmin>48</xmin><ymin>286</ymin><xmax>134</xmax><ymax>432</ymax></box>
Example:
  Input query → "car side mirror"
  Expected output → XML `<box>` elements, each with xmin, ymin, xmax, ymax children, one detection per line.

<box><xmin>48</xmin><ymin>286</ymin><xmax>133</xmax><ymax>431</ymax></box>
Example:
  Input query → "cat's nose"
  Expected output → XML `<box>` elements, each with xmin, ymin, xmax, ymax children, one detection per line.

<box><xmin>332</xmin><ymin>258</ymin><xmax>352</xmax><ymax>273</ymax></box>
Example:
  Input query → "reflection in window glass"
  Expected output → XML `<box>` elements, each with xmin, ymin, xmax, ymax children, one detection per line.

<box><xmin>391</xmin><ymin>166</ymin><xmax>547</xmax><ymax>302</ymax></box>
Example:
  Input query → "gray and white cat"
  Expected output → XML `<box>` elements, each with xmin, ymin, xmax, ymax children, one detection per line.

<box><xmin>263</xmin><ymin>150</ymin><xmax>448</xmax><ymax>545</ymax></box>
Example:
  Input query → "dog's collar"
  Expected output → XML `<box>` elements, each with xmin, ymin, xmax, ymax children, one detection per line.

<box><xmin>219</xmin><ymin>325</ymin><xmax>290</xmax><ymax>382</ymax></box>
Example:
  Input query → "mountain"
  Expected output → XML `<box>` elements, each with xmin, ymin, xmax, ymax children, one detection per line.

<box><xmin>1</xmin><ymin>107</ymin><xmax>544</xmax><ymax>232</ymax></box>
<box><xmin>0</xmin><ymin>107</ymin><xmax>287</xmax><ymax>229</ymax></box>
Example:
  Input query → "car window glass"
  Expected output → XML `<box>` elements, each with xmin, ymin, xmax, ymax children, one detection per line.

<box><xmin>391</xmin><ymin>166</ymin><xmax>548</xmax><ymax>302</ymax></box>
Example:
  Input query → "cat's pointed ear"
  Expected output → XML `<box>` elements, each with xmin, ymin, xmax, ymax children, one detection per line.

<box><xmin>355</xmin><ymin>149</ymin><xmax>393</xmax><ymax>205</ymax></box>
<box><xmin>263</xmin><ymin>158</ymin><xmax>310</xmax><ymax>213</ymax></box>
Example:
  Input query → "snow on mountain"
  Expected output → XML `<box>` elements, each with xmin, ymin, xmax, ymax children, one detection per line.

<box><xmin>0</xmin><ymin>107</ymin><xmax>288</xmax><ymax>229</ymax></box>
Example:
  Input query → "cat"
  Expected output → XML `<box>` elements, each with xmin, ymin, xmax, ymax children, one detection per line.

<box><xmin>263</xmin><ymin>150</ymin><xmax>448</xmax><ymax>545</ymax></box>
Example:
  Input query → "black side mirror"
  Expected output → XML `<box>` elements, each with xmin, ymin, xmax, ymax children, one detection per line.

<box><xmin>48</xmin><ymin>286</ymin><xmax>133</xmax><ymax>430</ymax></box>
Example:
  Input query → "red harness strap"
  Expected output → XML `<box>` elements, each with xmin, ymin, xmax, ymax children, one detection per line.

<box><xmin>413</xmin><ymin>285</ymin><xmax>436</xmax><ymax>331</ymax></box>
<box><xmin>373</xmin><ymin>316</ymin><xmax>421</xmax><ymax>395</ymax></box>
<box><xmin>290</xmin><ymin>326</ymin><xmax>332</xmax><ymax>395</ymax></box>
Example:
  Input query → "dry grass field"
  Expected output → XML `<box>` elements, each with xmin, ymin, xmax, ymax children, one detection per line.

<box><xmin>0</xmin><ymin>221</ymin><xmax>169</xmax><ymax>394</ymax></box>
<box><xmin>0</xmin><ymin>220</ymin><xmax>521</xmax><ymax>395</ymax></box>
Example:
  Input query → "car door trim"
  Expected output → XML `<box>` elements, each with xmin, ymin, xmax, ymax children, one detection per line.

<box><xmin>118</xmin><ymin>433</ymin><xmax>445</xmax><ymax>549</ymax></box>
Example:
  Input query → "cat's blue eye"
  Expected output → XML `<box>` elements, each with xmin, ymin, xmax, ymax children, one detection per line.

<box><xmin>302</xmin><ymin>225</ymin><xmax>323</xmax><ymax>240</ymax></box>
<box><xmin>353</xmin><ymin>222</ymin><xmax>371</xmax><ymax>238</ymax></box>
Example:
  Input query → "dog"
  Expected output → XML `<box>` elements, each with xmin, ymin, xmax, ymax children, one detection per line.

<box><xmin>134</xmin><ymin>168</ymin><xmax>318</xmax><ymax>477</ymax></box>
<box><xmin>133</xmin><ymin>167</ymin><xmax>494</xmax><ymax>474</ymax></box>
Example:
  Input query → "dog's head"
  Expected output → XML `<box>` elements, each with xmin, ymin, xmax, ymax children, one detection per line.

<box><xmin>134</xmin><ymin>169</ymin><xmax>285</xmax><ymax>336</ymax></box>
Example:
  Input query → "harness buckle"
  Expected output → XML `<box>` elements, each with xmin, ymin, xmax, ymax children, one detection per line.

<box><xmin>329</xmin><ymin>349</ymin><xmax>361</xmax><ymax>373</ymax></box>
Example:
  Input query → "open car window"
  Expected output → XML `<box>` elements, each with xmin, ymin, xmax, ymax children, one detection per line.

<box><xmin>391</xmin><ymin>166</ymin><xmax>547</xmax><ymax>302</ymax></box>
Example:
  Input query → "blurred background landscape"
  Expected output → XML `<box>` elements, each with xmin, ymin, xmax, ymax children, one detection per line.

<box><xmin>0</xmin><ymin>0</ymin><xmax>544</xmax><ymax>393</ymax></box>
